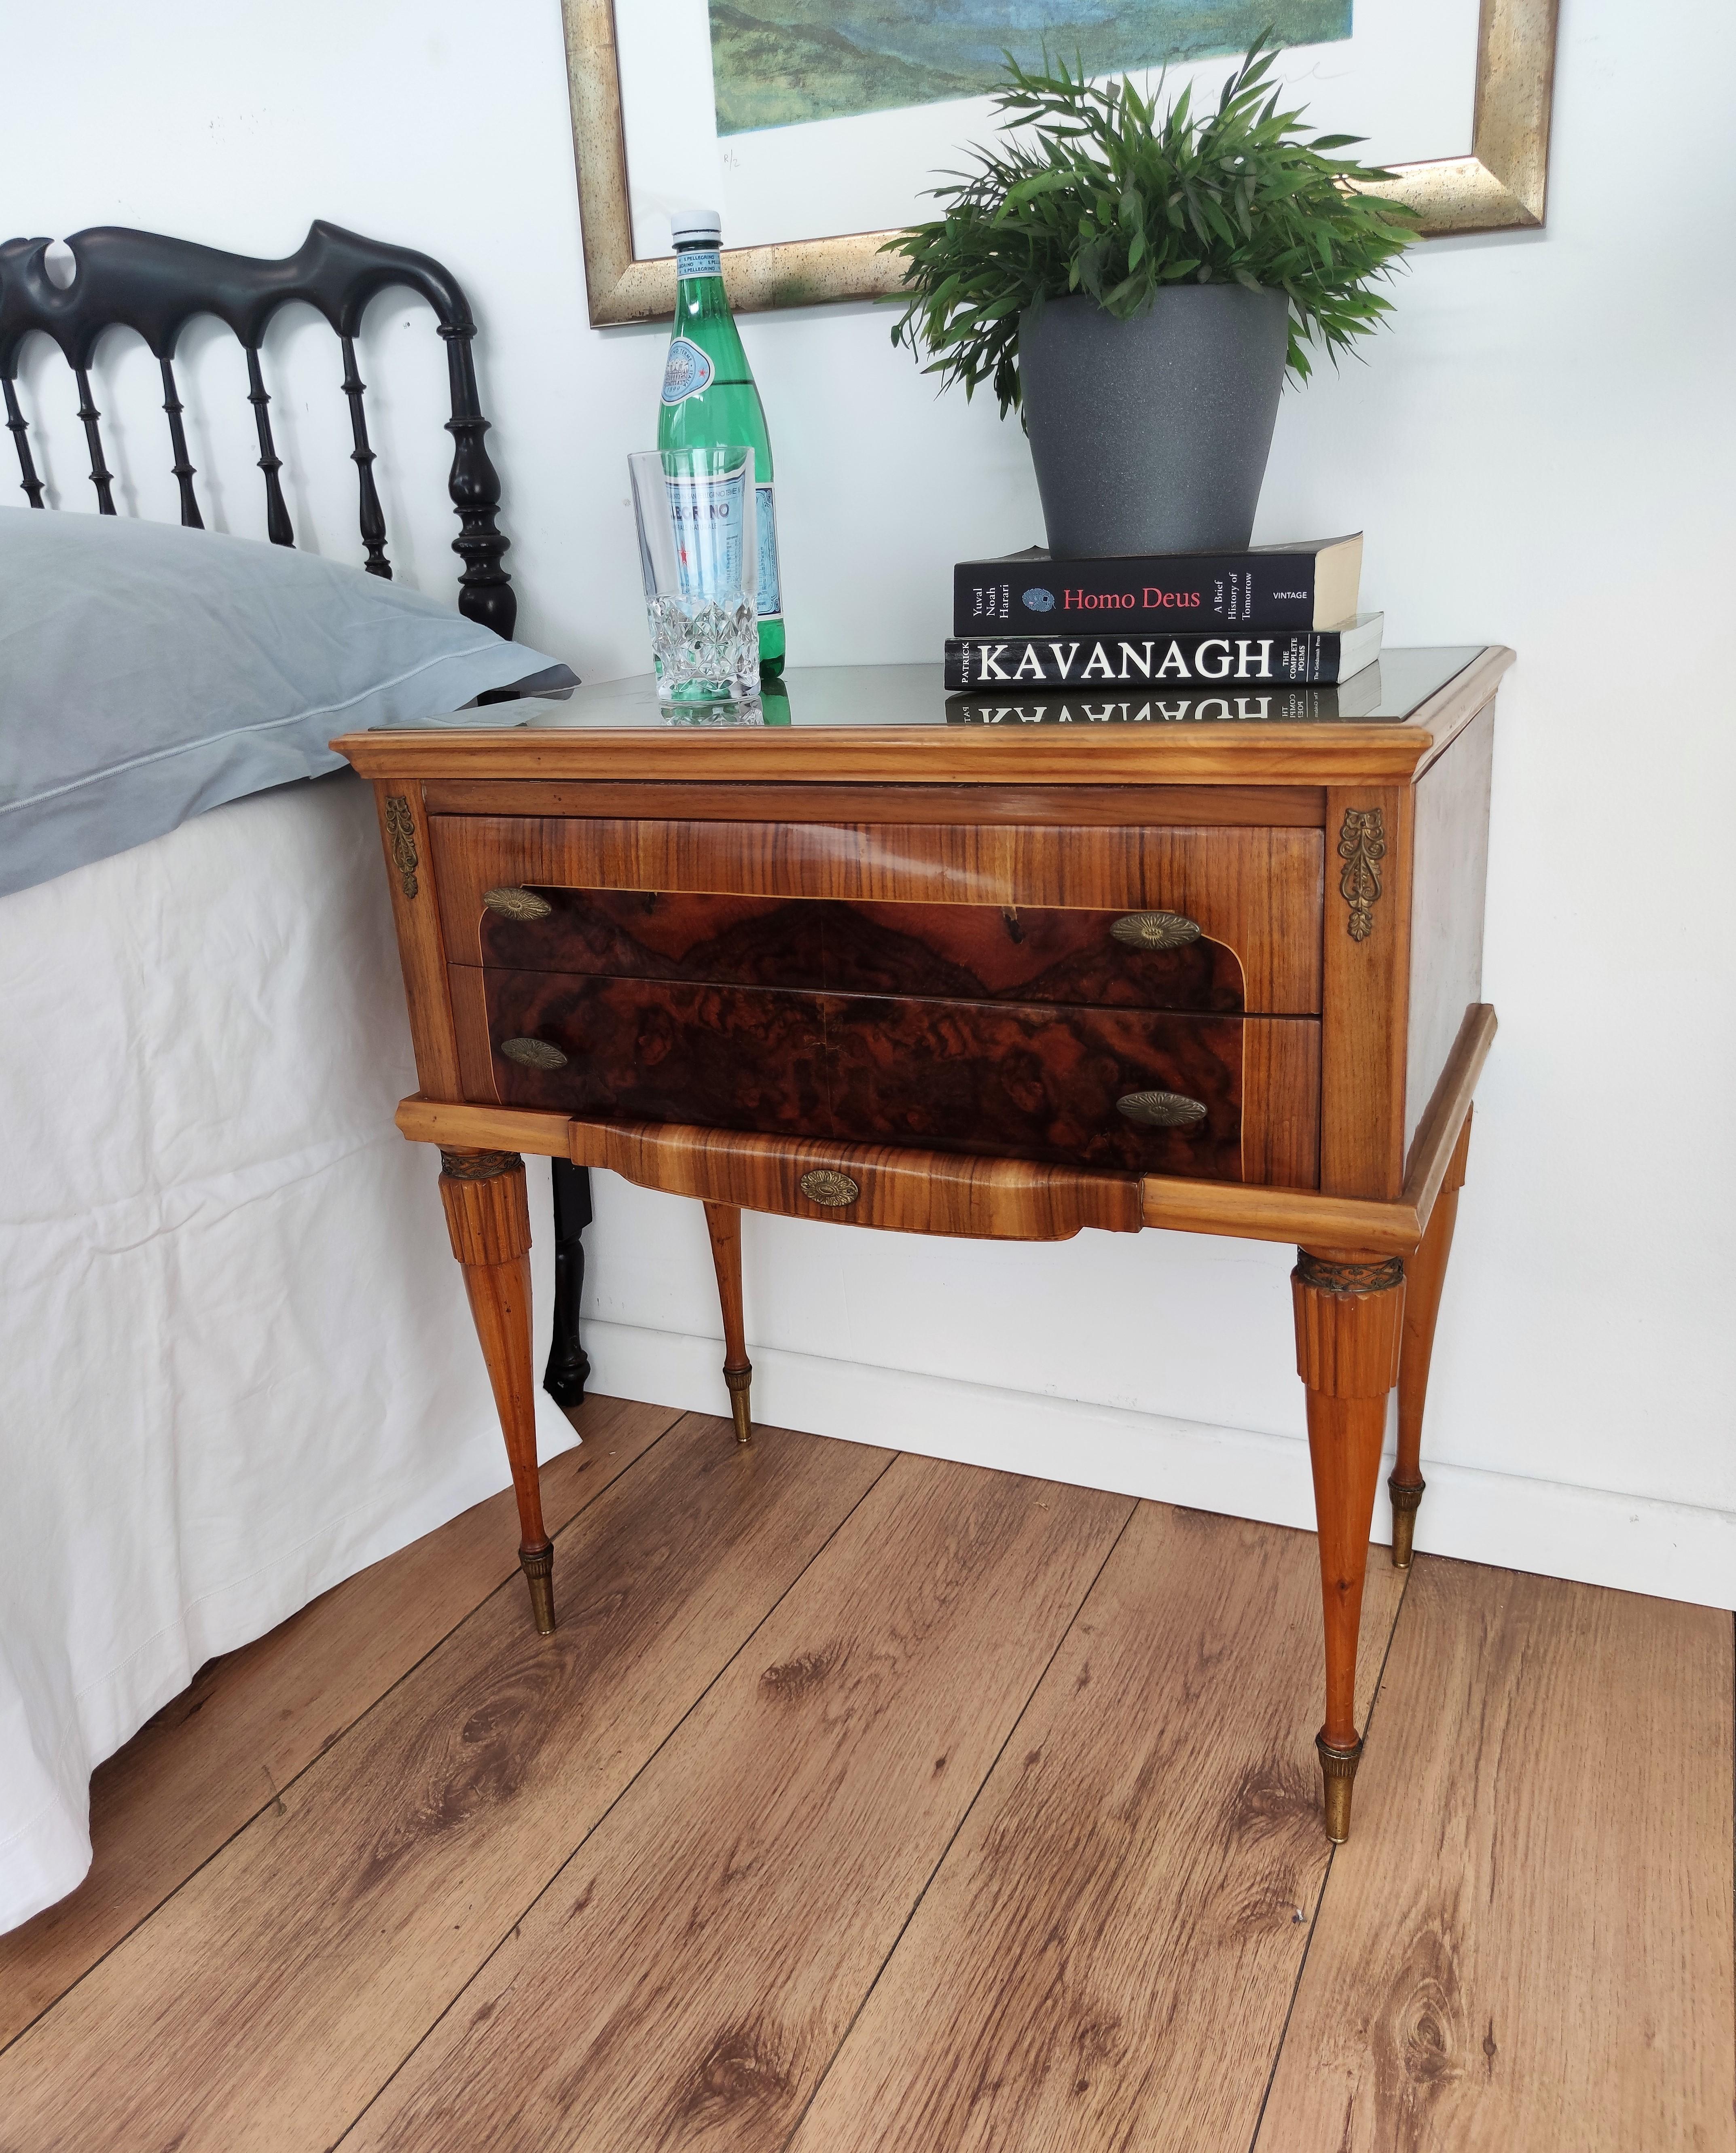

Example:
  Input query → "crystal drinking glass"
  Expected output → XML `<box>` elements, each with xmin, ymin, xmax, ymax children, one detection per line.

<box><xmin>629</xmin><ymin>446</ymin><xmax>760</xmax><ymax>709</ymax></box>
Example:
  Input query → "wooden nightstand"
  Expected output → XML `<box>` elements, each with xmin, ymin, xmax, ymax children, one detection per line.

<box><xmin>334</xmin><ymin>645</ymin><xmax>1507</xmax><ymax>1841</ymax></box>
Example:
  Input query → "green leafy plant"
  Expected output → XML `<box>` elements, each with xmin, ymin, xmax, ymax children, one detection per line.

<box><xmin>886</xmin><ymin>35</ymin><xmax>1417</xmax><ymax>416</ymax></box>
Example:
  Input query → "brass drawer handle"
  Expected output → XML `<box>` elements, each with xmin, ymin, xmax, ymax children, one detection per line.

<box><xmin>1110</xmin><ymin>911</ymin><xmax>1200</xmax><ymax>950</ymax></box>
<box><xmin>800</xmin><ymin>1168</ymin><xmax>860</xmax><ymax>1207</ymax></box>
<box><xmin>1116</xmin><ymin>1090</ymin><xmax>1207</xmax><ymax>1128</ymax></box>
<box><xmin>500</xmin><ymin>1036</ymin><xmax>567</xmax><ymax>1070</ymax></box>
<box><xmin>483</xmin><ymin>886</ymin><xmax>553</xmax><ymax>921</ymax></box>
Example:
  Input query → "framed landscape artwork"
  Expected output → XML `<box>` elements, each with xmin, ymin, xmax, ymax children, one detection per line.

<box><xmin>561</xmin><ymin>0</ymin><xmax>1558</xmax><ymax>326</ymax></box>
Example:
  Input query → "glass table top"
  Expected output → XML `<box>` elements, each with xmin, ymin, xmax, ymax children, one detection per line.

<box><xmin>373</xmin><ymin>649</ymin><xmax>1486</xmax><ymax>733</ymax></box>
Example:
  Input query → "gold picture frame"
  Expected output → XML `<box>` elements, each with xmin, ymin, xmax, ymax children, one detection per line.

<box><xmin>562</xmin><ymin>0</ymin><xmax>1560</xmax><ymax>328</ymax></box>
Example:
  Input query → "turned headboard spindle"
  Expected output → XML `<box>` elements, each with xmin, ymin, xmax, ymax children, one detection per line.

<box><xmin>0</xmin><ymin>220</ymin><xmax>514</xmax><ymax>634</ymax></box>
<box><xmin>243</xmin><ymin>345</ymin><xmax>294</xmax><ymax>548</ymax></box>
<box><xmin>339</xmin><ymin>333</ymin><xmax>390</xmax><ymax>578</ymax></box>
<box><xmin>158</xmin><ymin>356</ymin><xmax>202</xmax><ymax>527</ymax></box>
<box><xmin>2</xmin><ymin>376</ymin><xmax>44</xmax><ymax>507</ymax></box>
<box><xmin>72</xmin><ymin>364</ymin><xmax>116</xmax><ymax>514</ymax></box>
<box><xmin>441</xmin><ymin>322</ymin><xmax>511</xmax><ymax>636</ymax></box>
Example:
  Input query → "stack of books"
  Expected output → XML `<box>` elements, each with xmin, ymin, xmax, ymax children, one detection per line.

<box><xmin>944</xmin><ymin>533</ymin><xmax>1381</xmax><ymax>705</ymax></box>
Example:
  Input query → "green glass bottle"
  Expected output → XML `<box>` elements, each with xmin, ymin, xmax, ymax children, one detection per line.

<box><xmin>658</xmin><ymin>211</ymin><xmax>785</xmax><ymax>677</ymax></box>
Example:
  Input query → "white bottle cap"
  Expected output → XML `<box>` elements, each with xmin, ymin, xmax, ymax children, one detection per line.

<box><xmin>671</xmin><ymin>209</ymin><xmax>722</xmax><ymax>246</ymax></box>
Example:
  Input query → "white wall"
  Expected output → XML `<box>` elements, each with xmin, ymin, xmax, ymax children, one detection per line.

<box><xmin>6</xmin><ymin>0</ymin><xmax>1733</xmax><ymax>1606</ymax></box>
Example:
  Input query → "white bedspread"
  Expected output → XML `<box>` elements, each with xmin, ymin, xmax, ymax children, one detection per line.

<box><xmin>0</xmin><ymin>770</ymin><xmax>575</xmax><ymax>1931</ymax></box>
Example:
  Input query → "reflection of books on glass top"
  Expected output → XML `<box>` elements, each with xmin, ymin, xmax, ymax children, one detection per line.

<box><xmin>369</xmin><ymin>650</ymin><xmax>1486</xmax><ymax>730</ymax></box>
<box><xmin>946</xmin><ymin>660</ymin><xmax>1390</xmax><ymax>726</ymax></box>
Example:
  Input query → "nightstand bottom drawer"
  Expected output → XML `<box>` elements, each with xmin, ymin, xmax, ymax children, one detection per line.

<box><xmin>453</xmin><ymin>969</ymin><xmax>1319</xmax><ymax>1186</ymax></box>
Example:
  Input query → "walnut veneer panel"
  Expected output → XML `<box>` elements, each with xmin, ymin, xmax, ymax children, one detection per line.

<box><xmin>370</xmin><ymin>782</ymin><xmax>462</xmax><ymax>1097</ymax></box>
<box><xmin>1406</xmin><ymin>701</ymin><xmax>1494</xmax><ymax>1151</ymax></box>
<box><xmin>1321</xmin><ymin>784</ymin><xmax>1414</xmax><ymax>1199</ymax></box>
<box><xmin>418</xmin><ymin>780</ymin><xmax>1329</xmax><ymax>826</ymax></box>
<box><xmin>1244</xmin><ymin>1018</ymin><xmax>1322</xmax><ymax>1187</ymax></box>
<box><xmin>826</xmin><ymin>990</ymin><xmax>1240</xmax><ymax>1175</ymax></box>
<box><xmin>464</xmin><ymin>968</ymin><xmax>1321</xmax><ymax>1182</ymax></box>
<box><xmin>475</xmin><ymin>889</ymin><xmax>1248</xmax><ymax>1014</ymax></box>
<box><xmin>577</xmin><ymin>1123</ymin><xmax>1145</xmax><ymax>1240</ymax></box>
<box><xmin>430</xmin><ymin>816</ymin><xmax>1325</xmax><ymax>1014</ymax></box>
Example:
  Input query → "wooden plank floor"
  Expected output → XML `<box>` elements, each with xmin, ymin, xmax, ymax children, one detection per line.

<box><xmin>1</xmin><ymin>1396</ymin><xmax>1729</xmax><ymax>2152</ymax></box>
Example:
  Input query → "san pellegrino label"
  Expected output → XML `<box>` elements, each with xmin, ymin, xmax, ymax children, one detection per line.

<box><xmin>666</xmin><ymin>457</ymin><xmax>751</xmax><ymax>599</ymax></box>
<box><xmin>754</xmin><ymin>483</ymin><xmax>780</xmax><ymax>616</ymax></box>
<box><xmin>658</xmin><ymin>226</ymin><xmax>785</xmax><ymax>668</ymax></box>
<box><xmin>661</xmin><ymin>338</ymin><xmax>713</xmax><ymax>405</ymax></box>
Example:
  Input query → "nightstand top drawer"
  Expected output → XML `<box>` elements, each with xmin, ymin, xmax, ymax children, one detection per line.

<box><xmin>430</xmin><ymin>816</ymin><xmax>1324</xmax><ymax>1015</ymax></box>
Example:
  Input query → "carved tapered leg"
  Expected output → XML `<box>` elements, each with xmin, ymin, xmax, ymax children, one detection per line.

<box><xmin>1391</xmin><ymin>1110</ymin><xmax>1472</xmax><ymax>1566</ymax></box>
<box><xmin>702</xmin><ymin>1202</ymin><xmax>753</xmax><ymax>1445</ymax></box>
<box><xmin>542</xmin><ymin>1158</ymin><xmax>593</xmax><ymax>1409</ymax></box>
<box><xmin>438</xmin><ymin>1148</ymin><xmax>555</xmax><ymax>1634</ymax></box>
<box><xmin>1292</xmin><ymin>1248</ymin><xmax>1407</xmax><ymax>1841</ymax></box>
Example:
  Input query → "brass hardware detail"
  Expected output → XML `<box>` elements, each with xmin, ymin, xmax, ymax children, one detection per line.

<box><xmin>383</xmin><ymin>795</ymin><xmax>419</xmax><ymax>899</ymax></box>
<box><xmin>724</xmin><ymin>1365</ymin><xmax>754</xmax><ymax>1446</ymax></box>
<box><xmin>1337</xmin><ymin>807</ymin><xmax>1386</xmax><ymax>941</ymax></box>
<box><xmin>1116</xmin><ymin>1090</ymin><xmax>1208</xmax><ymax>1128</ymax></box>
<box><xmin>1388</xmin><ymin>1474</ymin><xmax>1427</xmax><ymax>1569</ymax></box>
<box><xmin>800</xmin><ymin>1168</ymin><xmax>859</xmax><ymax>1207</ymax></box>
<box><xmin>1110</xmin><ymin>910</ymin><xmax>1201</xmax><ymax>951</ymax></box>
<box><xmin>483</xmin><ymin>886</ymin><xmax>553</xmax><ymax>921</ymax></box>
<box><xmin>438</xmin><ymin>1148</ymin><xmax>519</xmax><ymax>1181</ymax></box>
<box><xmin>500</xmin><ymin>1037</ymin><xmax>569</xmax><ymax>1070</ymax></box>
<box><xmin>519</xmin><ymin>1544</ymin><xmax>556</xmax><ymax>1636</ymax></box>
<box><xmin>1294</xmin><ymin>1252</ymin><xmax>1405</xmax><ymax>1295</ymax></box>
<box><xmin>1316</xmin><ymin>1732</ymin><xmax>1364</xmax><ymax>1844</ymax></box>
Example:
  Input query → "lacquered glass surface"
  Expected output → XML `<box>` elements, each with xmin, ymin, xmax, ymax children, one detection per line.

<box><xmin>373</xmin><ymin>649</ymin><xmax>1486</xmax><ymax>732</ymax></box>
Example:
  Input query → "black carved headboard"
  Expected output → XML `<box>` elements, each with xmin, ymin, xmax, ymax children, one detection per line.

<box><xmin>0</xmin><ymin>219</ymin><xmax>514</xmax><ymax>638</ymax></box>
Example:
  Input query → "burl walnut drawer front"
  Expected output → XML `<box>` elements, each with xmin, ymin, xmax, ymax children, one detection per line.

<box><xmin>475</xmin><ymin>888</ymin><xmax>1247</xmax><ymax>1014</ymax></box>
<box><xmin>452</xmin><ymin>968</ymin><xmax>1320</xmax><ymax>1185</ymax></box>
<box><xmin>430</xmin><ymin>816</ymin><xmax>1325</xmax><ymax>1015</ymax></box>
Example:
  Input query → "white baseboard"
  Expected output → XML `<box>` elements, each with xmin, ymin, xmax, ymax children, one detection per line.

<box><xmin>582</xmin><ymin>1320</ymin><xmax>1736</xmax><ymax>1613</ymax></box>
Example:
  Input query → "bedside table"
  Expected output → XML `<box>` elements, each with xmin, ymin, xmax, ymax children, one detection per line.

<box><xmin>334</xmin><ymin>646</ymin><xmax>1507</xmax><ymax>1841</ymax></box>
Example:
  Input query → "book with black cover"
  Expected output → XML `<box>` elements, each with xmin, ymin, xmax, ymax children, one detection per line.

<box><xmin>953</xmin><ymin>533</ymin><xmax>1362</xmax><ymax>635</ymax></box>
<box><xmin>944</xmin><ymin>613</ymin><xmax>1383</xmax><ymax>690</ymax></box>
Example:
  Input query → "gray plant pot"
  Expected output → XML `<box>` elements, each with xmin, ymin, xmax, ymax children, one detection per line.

<box><xmin>1018</xmin><ymin>285</ymin><xmax>1290</xmax><ymax>556</ymax></box>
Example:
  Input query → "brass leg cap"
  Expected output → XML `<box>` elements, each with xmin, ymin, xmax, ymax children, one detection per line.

<box><xmin>1389</xmin><ymin>1476</ymin><xmax>1425</xmax><ymax>1570</ymax></box>
<box><xmin>1317</xmin><ymin>1732</ymin><xmax>1364</xmax><ymax>1844</ymax></box>
<box><xmin>520</xmin><ymin>1543</ymin><xmax>557</xmax><ymax>1635</ymax></box>
<box><xmin>724</xmin><ymin>1363</ymin><xmax>754</xmax><ymax>1447</ymax></box>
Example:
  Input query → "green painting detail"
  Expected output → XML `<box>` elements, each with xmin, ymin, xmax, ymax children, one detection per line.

<box><xmin>710</xmin><ymin>2</ymin><xmax>1354</xmax><ymax>136</ymax></box>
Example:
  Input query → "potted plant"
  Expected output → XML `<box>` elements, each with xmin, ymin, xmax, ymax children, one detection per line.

<box><xmin>887</xmin><ymin>37</ymin><xmax>1416</xmax><ymax>557</ymax></box>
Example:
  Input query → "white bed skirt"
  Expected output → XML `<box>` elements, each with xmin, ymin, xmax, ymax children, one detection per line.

<box><xmin>0</xmin><ymin>772</ymin><xmax>577</xmax><ymax>1931</ymax></box>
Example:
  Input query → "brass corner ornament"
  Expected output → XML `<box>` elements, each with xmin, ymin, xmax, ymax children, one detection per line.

<box><xmin>384</xmin><ymin>795</ymin><xmax>419</xmax><ymax>900</ymax></box>
<box><xmin>1337</xmin><ymin>807</ymin><xmax>1386</xmax><ymax>942</ymax></box>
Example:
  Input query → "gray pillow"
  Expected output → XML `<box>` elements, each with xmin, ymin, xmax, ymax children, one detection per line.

<box><xmin>0</xmin><ymin>508</ymin><xmax>565</xmax><ymax>897</ymax></box>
